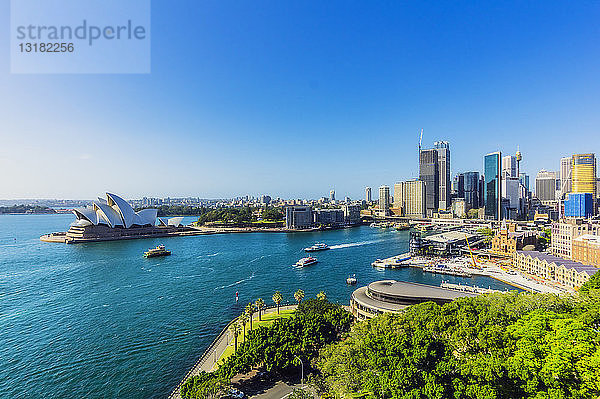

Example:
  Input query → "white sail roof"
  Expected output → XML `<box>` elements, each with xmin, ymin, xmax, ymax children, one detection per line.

<box><xmin>72</xmin><ymin>192</ymin><xmax>158</xmax><ymax>228</ymax></box>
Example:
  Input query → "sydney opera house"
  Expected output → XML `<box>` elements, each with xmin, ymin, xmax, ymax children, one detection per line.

<box><xmin>42</xmin><ymin>193</ymin><xmax>187</xmax><ymax>243</ymax></box>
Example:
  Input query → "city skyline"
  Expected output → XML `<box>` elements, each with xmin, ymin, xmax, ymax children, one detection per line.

<box><xmin>2</xmin><ymin>1</ymin><xmax>600</xmax><ymax>200</ymax></box>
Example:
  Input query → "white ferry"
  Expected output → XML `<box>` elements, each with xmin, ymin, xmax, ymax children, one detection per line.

<box><xmin>346</xmin><ymin>274</ymin><xmax>357</xmax><ymax>285</ymax></box>
<box><xmin>304</xmin><ymin>243</ymin><xmax>330</xmax><ymax>252</ymax></box>
<box><xmin>295</xmin><ymin>257</ymin><xmax>318</xmax><ymax>267</ymax></box>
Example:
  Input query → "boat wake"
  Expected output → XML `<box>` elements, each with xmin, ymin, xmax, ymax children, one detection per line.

<box><xmin>214</xmin><ymin>272</ymin><xmax>256</xmax><ymax>290</ymax></box>
<box><xmin>329</xmin><ymin>239</ymin><xmax>388</xmax><ymax>249</ymax></box>
<box><xmin>207</xmin><ymin>252</ymin><xmax>220</xmax><ymax>257</ymax></box>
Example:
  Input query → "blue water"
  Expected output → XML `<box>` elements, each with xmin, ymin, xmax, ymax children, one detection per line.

<box><xmin>0</xmin><ymin>215</ymin><xmax>515</xmax><ymax>398</ymax></box>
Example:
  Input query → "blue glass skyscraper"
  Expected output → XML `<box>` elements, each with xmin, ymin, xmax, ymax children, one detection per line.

<box><xmin>484</xmin><ymin>152</ymin><xmax>502</xmax><ymax>220</ymax></box>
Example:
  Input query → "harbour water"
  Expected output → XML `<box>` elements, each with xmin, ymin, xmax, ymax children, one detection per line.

<box><xmin>0</xmin><ymin>214</ymin><xmax>516</xmax><ymax>398</ymax></box>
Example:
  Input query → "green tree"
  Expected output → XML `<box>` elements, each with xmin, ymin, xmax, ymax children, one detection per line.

<box><xmin>288</xmin><ymin>388</ymin><xmax>313</xmax><ymax>399</ymax></box>
<box><xmin>273</xmin><ymin>291</ymin><xmax>283</xmax><ymax>314</ymax></box>
<box><xmin>294</xmin><ymin>289</ymin><xmax>305</xmax><ymax>305</ymax></box>
<box><xmin>180</xmin><ymin>372</ymin><xmax>230</xmax><ymax>399</ymax></box>
<box><xmin>245</xmin><ymin>302</ymin><xmax>256</xmax><ymax>331</ymax></box>
<box><xmin>239</xmin><ymin>313</ymin><xmax>248</xmax><ymax>337</ymax></box>
<box><xmin>467</xmin><ymin>208</ymin><xmax>479</xmax><ymax>219</ymax></box>
<box><xmin>229</xmin><ymin>322</ymin><xmax>241</xmax><ymax>351</ymax></box>
<box><xmin>255</xmin><ymin>298</ymin><xmax>266</xmax><ymax>321</ymax></box>
<box><xmin>317</xmin><ymin>291</ymin><xmax>327</xmax><ymax>301</ymax></box>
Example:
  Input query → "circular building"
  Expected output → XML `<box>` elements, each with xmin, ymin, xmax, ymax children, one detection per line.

<box><xmin>351</xmin><ymin>280</ymin><xmax>477</xmax><ymax>320</ymax></box>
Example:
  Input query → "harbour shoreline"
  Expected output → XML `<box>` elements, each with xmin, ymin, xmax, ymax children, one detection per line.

<box><xmin>40</xmin><ymin>224</ymin><xmax>362</xmax><ymax>244</ymax></box>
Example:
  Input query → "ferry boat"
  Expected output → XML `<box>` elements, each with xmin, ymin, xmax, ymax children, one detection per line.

<box><xmin>346</xmin><ymin>274</ymin><xmax>357</xmax><ymax>285</ymax></box>
<box><xmin>386</xmin><ymin>253</ymin><xmax>412</xmax><ymax>267</ymax></box>
<box><xmin>304</xmin><ymin>243</ymin><xmax>330</xmax><ymax>252</ymax></box>
<box><xmin>143</xmin><ymin>244</ymin><xmax>171</xmax><ymax>258</ymax></box>
<box><xmin>295</xmin><ymin>257</ymin><xmax>318</xmax><ymax>267</ymax></box>
<box><xmin>395</xmin><ymin>223</ymin><xmax>410</xmax><ymax>231</ymax></box>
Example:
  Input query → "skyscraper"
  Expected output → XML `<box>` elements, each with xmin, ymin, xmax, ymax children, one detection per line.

<box><xmin>484</xmin><ymin>152</ymin><xmax>502</xmax><ymax>220</ymax></box>
<box><xmin>463</xmin><ymin>172</ymin><xmax>480</xmax><ymax>210</ymax></box>
<box><xmin>453</xmin><ymin>173</ymin><xmax>465</xmax><ymax>199</ymax></box>
<box><xmin>378</xmin><ymin>185</ymin><xmax>390</xmax><ymax>214</ymax></box>
<box><xmin>572</xmin><ymin>154</ymin><xmax>596</xmax><ymax>197</ymax></box>
<box><xmin>434</xmin><ymin>141</ymin><xmax>451</xmax><ymax>211</ymax></box>
<box><xmin>419</xmin><ymin>149</ymin><xmax>439</xmax><ymax>217</ymax></box>
<box><xmin>519</xmin><ymin>173</ymin><xmax>530</xmax><ymax>192</ymax></box>
<box><xmin>330</xmin><ymin>190</ymin><xmax>335</xmax><ymax>202</ymax></box>
<box><xmin>365</xmin><ymin>187</ymin><xmax>372</xmax><ymax>202</ymax></box>
<box><xmin>502</xmin><ymin>155</ymin><xmax>518</xmax><ymax>178</ymax></box>
<box><xmin>535</xmin><ymin>170</ymin><xmax>557</xmax><ymax>201</ymax></box>
<box><xmin>394</xmin><ymin>180</ymin><xmax>426</xmax><ymax>218</ymax></box>
<box><xmin>560</xmin><ymin>156</ymin><xmax>573</xmax><ymax>195</ymax></box>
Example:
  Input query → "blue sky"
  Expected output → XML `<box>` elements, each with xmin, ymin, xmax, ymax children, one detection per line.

<box><xmin>1</xmin><ymin>1</ymin><xmax>599</xmax><ymax>199</ymax></box>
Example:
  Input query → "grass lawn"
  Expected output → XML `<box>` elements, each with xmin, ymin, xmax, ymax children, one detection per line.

<box><xmin>213</xmin><ymin>308</ymin><xmax>295</xmax><ymax>370</ymax></box>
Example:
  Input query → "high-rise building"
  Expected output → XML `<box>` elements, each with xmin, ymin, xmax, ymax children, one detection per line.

<box><xmin>452</xmin><ymin>173</ymin><xmax>464</xmax><ymax>199</ymax></box>
<box><xmin>378</xmin><ymin>185</ymin><xmax>390</xmax><ymax>214</ymax></box>
<box><xmin>560</xmin><ymin>156</ymin><xmax>573</xmax><ymax>195</ymax></box>
<box><xmin>519</xmin><ymin>173</ymin><xmax>530</xmax><ymax>192</ymax></box>
<box><xmin>330</xmin><ymin>190</ymin><xmax>335</xmax><ymax>202</ymax></box>
<box><xmin>565</xmin><ymin>193</ymin><xmax>594</xmax><ymax>218</ymax></box>
<box><xmin>502</xmin><ymin>155</ymin><xmax>518</xmax><ymax>178</ymax></box>
<box><xmin>572</xmin><ymin>154</ymin><xmax>596</xmax><ymax>197</ymax></box>
<box><xmin>434</xmin><ymin>141</ymin><xmax>451</xmax><ymax>211</ymax></box>
<box><xmin>535</xmin><ymin>170</ymin><xmax>557</xmax><ymax>201</ymax></box>
<box><xmin>365</xmin><ymin>187</ymin><xmax>372</xmax><ymax>203</ymax></box>
<box><xmin>393</xmin><ymin>180</ymin><xmax>426</xmax><ymax>218</ymax></box>
<box><xmin>484</xmin><ymin>152</ymin><xmax>502</xmax><ymax>220</ymax></box>
<box><xmin>419</xmin><ymin>149</ymin><xmax>439</xmax><ymax>217</ymax></box>
<box><xmin>462</xmin><ymin>172</ymin><xmax>480</xmax><ymax>211</ymax></box>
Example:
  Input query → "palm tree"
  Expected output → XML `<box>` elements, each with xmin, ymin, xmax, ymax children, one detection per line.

<box><xmin>239</xmin><ymin>313</ymin><xmax>248</xmax><ymax>338</ymax></box>
<box><xmin>294</xmin><ymin>289</ymin><xmax>305</xmax><ymax>305</ymax></box>
<box><xmin>245</xmin><ymin>302</ymin><xmax>256</xmax><ymax>331</ymax></box>
<box><xmin>317</xmin><ymin>291</ymin><xmax>327</xmax><ymax>301</ymax></box>
<box><xmin>272</xmin><ymin>291</ymin><xmax>283</xmax><ymax>314</ymax></box>
<box><xmin>255</xmin><ymin>298</ymin><xmax>266</xmax><ymax>321</ymax></box>
<box><xmin>229</xmin><ymin>322</ymin><xmax>241</xmax><ymax>351</ymax></box>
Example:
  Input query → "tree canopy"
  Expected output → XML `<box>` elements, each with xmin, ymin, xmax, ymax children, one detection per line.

<box><xmin>317</xmin><ymin>290</ymin><xmax>600</xmax><ymax>399</ymax></box>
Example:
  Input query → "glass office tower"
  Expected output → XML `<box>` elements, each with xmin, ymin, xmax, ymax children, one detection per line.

<box><xmin>484</xmin><ymin>152</ymin><xmax>502</xmax><ymax>220</ymax></box>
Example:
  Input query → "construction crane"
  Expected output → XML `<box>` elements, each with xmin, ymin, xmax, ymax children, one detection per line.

<box><xmin>464</xmin><ymin>232</ymin><xmax>479</xmax><ymax>269</ymax></box>
<box><xmin>557</xmin><ymin>163</ymin><xmax>573</xmax><ymax>220</ymax></box>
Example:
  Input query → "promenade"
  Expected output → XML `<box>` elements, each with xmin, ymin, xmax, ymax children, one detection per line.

<box><xmin>168</xmin><ymin>305</ymin><xmax>298</xmax><ymax>399</ymax></box>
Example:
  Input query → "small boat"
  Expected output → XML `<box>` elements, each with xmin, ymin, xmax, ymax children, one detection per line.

<box><xmin>304</xmin><ymin>243</ymin><xmax>330</xmax><ymax>252</ymax></box>
<box><xmin>346</xmin><ymin>274</ymin><xmax>357</xmax><ymax>285</ymax></box>
<box><xmin>395</xmin><ymin>223</ymin><xmax>410</xmax><ymax>231</ymax></box>
<box><xmin>144</xmin><ymin>244</ymin><xmax>171</xmax><ymax>258</ymax></box>
<box><xmin>295</xmin><ymin>257</ymin><xmax>318</xmax><ymax>267</ymax></box>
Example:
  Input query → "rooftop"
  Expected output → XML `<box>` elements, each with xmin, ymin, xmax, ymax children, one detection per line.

<box><xmin>517</xmin><ymin>251</ymin><xmax>599</xmax><ymax>273</ymax></box>
<box><xmin>367</xmin><ymin>280</ymin><xmax>477</xmax><ymax>301</ymax></box>
<box><xmin>424</xmin><ymin>231</ymin><xmax>477</xmax><ymax>244</ymax></box>
<box><xmin>574</xmin><ymin>234</ymin><xmax>600</xmax><ymax>245</ymax></box>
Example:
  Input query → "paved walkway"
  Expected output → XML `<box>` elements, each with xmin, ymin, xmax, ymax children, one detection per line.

<box><xmin>169</xmin><ymin>305</ymin><xmax>297</xmax><ymax>399</ymax></box>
